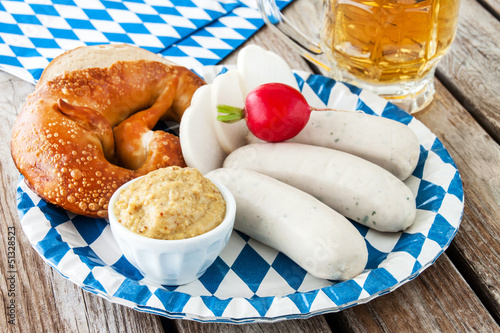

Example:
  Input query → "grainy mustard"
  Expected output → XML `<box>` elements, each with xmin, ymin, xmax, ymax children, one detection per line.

<box><xmin>114</xmin><ymin>167</ymin><xmax>226</xmax><ymax>240</ymax></box>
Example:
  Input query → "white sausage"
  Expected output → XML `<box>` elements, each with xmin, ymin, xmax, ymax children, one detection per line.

<box><xmin>211</xmin><ymin>69</ymin><xmax>248</xmax><ymax>154</ymax></box>
<box><xmin>179</xmin><ymin>85</ymin><xmax>226</xmax><ymax>174</ymax></box>
<box><xmin>246</xmin><ymin>111</ymin><xmax>420</xmax><ymax>180</ymax></box>
<box><xmin>224</xmin><ymin>143</ymin><xmax>416</xmax><ymax>232</ymax></box>
<box><xmin>206</xmin><ymin>168</ymin><xmax>368</xmax><ymax>280</ymax></box>
<box><xmin>236</xmin><ymin>44</ymin><xmax>299</xmax><ymax>95</ymax></box>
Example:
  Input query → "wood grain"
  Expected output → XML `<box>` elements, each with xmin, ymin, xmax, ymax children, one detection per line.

<box><xmin>479</xmin><ymin>0</ymin><xmax>500</xmax><ymax>19</ymax></box>
<box><xmin>436</xmin><ymin>0</ymin><xmax>500</xmax><ymax>143</ymax></box>
<box><xmin>326</xmin><ymin>254</ymin><xmax>498</xmax><ymax>332</ymax></box>
<box><xmin>174</xmin><ymin>316</ymin><xmax>333</xmax><ymax>333</ymax></box>
<box><xmin>417</xmin><ymin>79</ymin><xmax>500</xmax><ymax>323</ymax></box>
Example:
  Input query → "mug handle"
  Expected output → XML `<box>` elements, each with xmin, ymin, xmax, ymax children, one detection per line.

<box><xmin>257</xmin><ymin>0</ymin><xmax>331</xmax><ymax>71</ymax></box>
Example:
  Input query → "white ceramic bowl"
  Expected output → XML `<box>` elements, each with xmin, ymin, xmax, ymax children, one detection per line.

<box><xmin>108</xmin><ymin>174</ymin><xmax>236</xmax><ymax>286</ymax></box>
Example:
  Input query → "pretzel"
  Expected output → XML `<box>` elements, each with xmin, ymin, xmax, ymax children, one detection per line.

<box><xmin>11</xmin><ymin>45</ymin><xmax>205</xmax><ymax>218</ymax></box>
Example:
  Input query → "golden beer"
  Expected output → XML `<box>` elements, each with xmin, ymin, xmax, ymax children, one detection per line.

<box><xmin>321</xmin><ymin>0</ymin><xmax>460</xmax><ymax>84</ymax></box>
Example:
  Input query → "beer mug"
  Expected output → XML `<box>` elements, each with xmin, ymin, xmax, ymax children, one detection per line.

<box><xmin>258</xmin><ymin>0</ymin><xmax>461</xmax><ymax>113</ymax></box>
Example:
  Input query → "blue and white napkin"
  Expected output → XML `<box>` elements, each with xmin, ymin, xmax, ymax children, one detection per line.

<box><xmin>0</xmin><ymin>0</ymin><xmax>293</xmax><ymax>84</ymax></box>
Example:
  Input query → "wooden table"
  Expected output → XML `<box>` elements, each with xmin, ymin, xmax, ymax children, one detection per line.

<box><xmin>1</xmin><ymin>0</ymin><xmax>499</xmax><ymax>332</ymax></box>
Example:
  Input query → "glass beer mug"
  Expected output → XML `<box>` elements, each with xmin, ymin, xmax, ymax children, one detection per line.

<box><xmin>258</xmin><ymin>0</ymin><xmax>461</xmax><ymax>113</ymax></box>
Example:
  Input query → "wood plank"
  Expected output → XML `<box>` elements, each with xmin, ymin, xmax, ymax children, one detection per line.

<box><xmin>479</xmin><ymin>0</ymin><xmax>500</xmax><ymax>19</ymax></box>
<box><xmin>174</xmin><ymin>316</ymin><xmax>333</xmax><ymax>333</ymax></box>
<box><xmin>0</xmin><ymin>72</ymin><xmax>166</xmax><ymax>333</ymax></box>
<box><xmin>416</xmin><ymin>80</ymin><xmax>500</xmax><ymax>323</ymax></box>
<box><xmin>325</xmin><ymin>254</ymin><xmax>498</xmax><ymax>333</ymax></box>
<box><xmin>436</xmin><ymin>0</ymin><xmax>500</xmax><ymax>143</ymax></box>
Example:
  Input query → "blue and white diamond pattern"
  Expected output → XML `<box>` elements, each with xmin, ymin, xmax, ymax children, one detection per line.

<box><xmin>17</xmin><ymin>66</ymin><xmax>464</xmax><ymax>322</ymax></box>
<box><xmin>0</xmin><ymin>0</ymin><xmax>292</xmax><ymax>83</ymax></box>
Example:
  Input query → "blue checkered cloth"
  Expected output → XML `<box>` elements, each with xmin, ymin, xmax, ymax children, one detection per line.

<box><xmin>17</xmin><ymin>66</ymin><xmax>464</xmax><ymax>322</ymax></box>
<box><xmin>0</xmin><ymin>0</ymin><xmax>292</xmax><ymax>83</ymax></box>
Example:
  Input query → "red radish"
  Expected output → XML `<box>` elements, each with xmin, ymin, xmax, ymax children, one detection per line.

<box><xmin>217</xmin><ymin>83</ymin><xmax>312</xmax><ymax>142</ymax></box>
